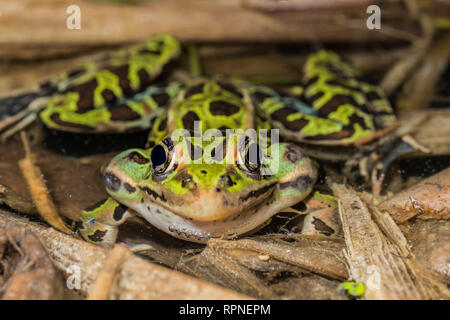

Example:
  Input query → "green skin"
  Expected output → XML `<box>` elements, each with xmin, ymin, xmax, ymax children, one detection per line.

<box><xmin>12</xmin><ymin>35</ymin><xmax>397</xmax><ymax>247</ymax></box>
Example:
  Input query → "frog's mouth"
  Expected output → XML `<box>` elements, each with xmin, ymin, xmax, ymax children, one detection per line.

<box><xmin>124</xmin><ymin>191</ymin><xmax>282</xmax><ymax>243</ymax></box>
<box><xmin>103</xmin><ymin>166</ymin><xmax>278</xmax><ymax>222</ymax></box>
<box><xmin>136</xmin><ymin>181</ymin><xmax>278</xmax><ymax>222</ymax></box>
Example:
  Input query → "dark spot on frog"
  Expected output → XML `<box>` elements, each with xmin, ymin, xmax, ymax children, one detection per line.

<box><xmin>139</xmin><ymin>186</ymin><xmax>167</xmax><ymax>202</ymax></box>
<box><xmin>308</xmin><ymin>90</ymin><xmax>324</xmax><ymax>102</ymax></box>
<box><xmin>318</xmin><ymin>94</ymin><xmax>360</xmax><ymax>117</ymax></box>
<box><xmin>109</xmin><ymin>104</ymin><xmax>141</xmax><ymax>121</ymax></box>
<box><xmin>365</xmin><ymin>90</ymin><xmax>382</xmax><ymax>101</ymax></box>
<box><xmin>153</xmin><ymin>93</ymin><xmax>170</xmax><ymax>107</ymax></box>
<box><xmin>201</xmin><ymin>170</ymin><xmax>207</xmax><ymax>175</ymax></box>
<box><xmin>103</xmin><ymin>172</ymin><xmax>121</xmax><ymax>192</ymax></box>
<box><xmin>158</xmin><ymin>116</ymin><xmax>167</xmax><ymax>131</ymax></box>
<box><xmin>137</xmin><ymin>69</ymin><xmax>151</xmax><ymax>90</ymax></box>
<box><xmin>124</xmin><ymin>183</ymin><xmax>136</xmax><ymax>193</ymax></box>
<box><xmin>184</xmin><ymin>83</ymin><xmax>205</xmax><ymax>98</ymax></box>
<box><xmin>219</xmin><ymin>175</ymin><xmax>236</xmax><ymax>187</ymax></box>
<box><xmin>182</xmin><ymin>111</ymin><xmax>200</xmax><ymax>132</ymax></box>
<box><xmin>312</xmin><ymin>217</ymin><xmax>334</xmax><ymax>236</ymax></box>
<box><xmin>101</xmin><ymin>89</ymin><xmax>117</xmax><ymax>105</ymax></box>
<box><xmin>107</xmin><ymin>65</ymin><xmax>132</xmax><ymax>95</ymax></box>
<box><xmin>271</xmin><ymin>107</ymin><xmax>309</xmax><ymax>131</ymax></box>
<box><xmin>181</xmin><ymin>175</ymin><xmax>193</xmax><ymax>188</ymax></box>
<box><xmin>209</xmin><ymin>100</ymin><xmax>240</xmax><ymax>116</ymax></box>
<box><xmin>127</xmin><ymin>151</ymin><xmax>149</xmax><ymax>164</ymax></box>
<box><xmin>239</xmin><ymin>183</ymin><xmax>276</xmax><ymax>202</ymax></box>
<box><xmin>251</xmin><ymin>91</ymin><xmax>271</xmax><ymax>104</ymax></box>
<box><xmin>66</xmin><ymin>78</ymin><xmax>97</xmax><ymax>112</ymax></box>
<box><xmin>279</xmin><ymin>175</ymin><xmax>314</xmax><ymax>192</ymax></box>
<box><xmin>84</xmin><ymin>198</ymin><xmax>108</xmax><ymax>212</ymax></box>
<box><xmin>304</xmin><ymin>75</ymin><xmax>319</xmax><ymax>87</ymax></box>
<box><xmin>88</xmin><ymin>229</ymin><xmax>107</xmax><ymax>242</ymax></box>
<box><xmin>217</xmin><ymin>81</ymin><xmax>243</xmax><ymax>98</ymax></box>
<box><xmin>113</xmin><ymin>204</ymin><xmax>128</xmax><ymax>221</ymax></box>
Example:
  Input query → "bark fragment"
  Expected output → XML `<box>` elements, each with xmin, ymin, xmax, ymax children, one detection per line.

<box><xmin>378</xmin><ymin>167</ymin><xmax>450</xmax><ymax>222</ymax></box>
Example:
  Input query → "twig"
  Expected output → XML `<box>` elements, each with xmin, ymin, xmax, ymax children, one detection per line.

<box><xmin>87</xmin><ymin>244</ymin><xmax>129</xmax><ymax>300</ymax></box>
<box><xmin>18</xmin><ymin>131</ymin><xmax>72</xmax><ymax>234</ymax></box>
<box><xmin>0</xmin><ymin>210</ymin><xmax>250</xmax><ymax>299</ymax></box>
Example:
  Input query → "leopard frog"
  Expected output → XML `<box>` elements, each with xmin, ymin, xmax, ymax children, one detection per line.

<box><xmin>0</xmin><ymin>35</ymin><xmax>403</xmax><ymax>246</ymax></box>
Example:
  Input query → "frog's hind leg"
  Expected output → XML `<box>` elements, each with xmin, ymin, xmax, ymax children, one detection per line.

<box><xmin>0</xmin><ymin>92</ymin><xmax>51</xmax><ymax>141</ymax></box>
<box><xmin>79</xmin><ymin>197</ymin><xmax>132</xmax><ymax>248</ymax></box>
<box><xmin>249</xmin><ymin>84</ymin><xmax>370</xmax><ymax>146</ymax></box>
<box><xmin>344</xmin><ymin>133</ymin><xmax>430</xmax><ymax>194</ymax></box>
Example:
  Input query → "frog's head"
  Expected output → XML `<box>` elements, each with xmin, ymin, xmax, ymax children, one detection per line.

<box><xmin>103</xmin><ymin>135</ymin><xmax>317</xmax><ymax>222</ymax></box>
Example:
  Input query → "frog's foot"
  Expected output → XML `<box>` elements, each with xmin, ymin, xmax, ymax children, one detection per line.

<box><xmin>286</xmin><ymin>191</ymin><xmax>342</xmax><ymax>239</ymax></box>
<box><xmin>344</xmin><ymin>134</ymin><xmax>429</xmax><ymax>194</ymax></box>
<box><xmin>301</xmin><ymin>205</ymin><xmax>341</xmax><ymax>239</ymax></box>
<box><xmin>79</xmin><ymin>197</ymin><xmax>132</xmax><ymax>248</ymax></box>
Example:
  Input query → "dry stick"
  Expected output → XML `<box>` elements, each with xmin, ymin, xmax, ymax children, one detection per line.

<box><xmin>398</xmin><ymin>108</ymin><xmax>450</xmax><ymax>156</ymax></box>
<box><xmin>397</xmin><ymin>33</ymin><xmax>450</xmax><ymax>110</ymax></box>
<box><xmin>381</xmin><ymin>0</ymin><xmax>435</xmax><ymax>95</ymax></box>
<box><xmin>332</xmin><ymin>183</ymin><xmax>448</xmax><ymax>299</ymax></box>
<box><xmin>87</xmin><ymin>244</ymin><xmax>129</xmax><ymax>300</ymax></box>
<box><xmin>18</xmin><ymin>131</ymin><xmax>72</xmax><ymax>234</ymax></box>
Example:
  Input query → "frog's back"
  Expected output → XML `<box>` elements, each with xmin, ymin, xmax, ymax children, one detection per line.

<box><xmin>169</xmin><ymin>80</ymin><xmax>255</xmax><ymax>134</ymax></box>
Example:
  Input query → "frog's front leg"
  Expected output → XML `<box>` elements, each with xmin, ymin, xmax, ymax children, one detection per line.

<box><xmin>277</xmin><ymin>190</ymin><xmax>342</xmax><ymax>239</ymax></box>
<box><xmin>298</xmin><ymin>191</ymin><xmax>342</xmax><ymax>239</ymax></box>
<box><xmin>79</xmin><ymin>197</ymin><xmax>132</xmax><ymax>248</ymax></box>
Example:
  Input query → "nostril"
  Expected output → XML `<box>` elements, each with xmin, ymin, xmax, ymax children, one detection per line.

<box><xmin>103</xmin><ymin>172</ymin><xmax>121</xmax><ymax>192</ymax></box>
<box><xmin>219</xmin><ymin>174</ymin><xmax>236</xmax><ymax>187</ymax></box>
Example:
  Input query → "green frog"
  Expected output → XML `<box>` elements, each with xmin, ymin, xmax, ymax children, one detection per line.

<box><xmin>0</xmin><ymin>35</ymin><xmax>406</xmax><ymax>247</ymax></box>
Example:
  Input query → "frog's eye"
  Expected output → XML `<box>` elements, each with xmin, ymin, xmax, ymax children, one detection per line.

<box><xmin>151</xmin><ymin>139</ymin><xmax>174</xmax><ymax>174</ymax></box>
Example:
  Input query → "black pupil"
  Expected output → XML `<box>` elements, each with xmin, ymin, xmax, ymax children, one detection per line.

<box><xmin>151</xmin><ymin>145</ymin><xmax>167</xmax><ymax>167</ymax></box>
<box><xmin>246</xmin><ymin>143</ymin><xmax>261</xmax><ymax>167</ymax></box>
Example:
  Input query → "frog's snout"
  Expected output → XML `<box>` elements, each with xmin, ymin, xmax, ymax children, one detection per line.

<box><xmin>102</xmin><ymin>149</ymin><xmax>149</xmax><ymax>194</ymax></box>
